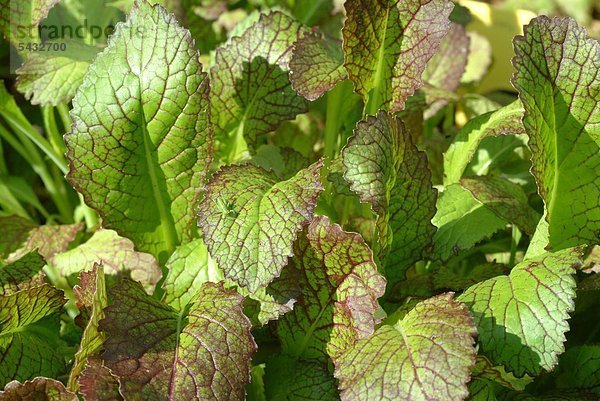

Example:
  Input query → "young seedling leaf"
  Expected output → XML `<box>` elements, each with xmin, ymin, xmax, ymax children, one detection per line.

<box><xmin>198</xmin><ymin>161</ymin><xmax>323</xmax><ymax>291</ymax></box>
<box><xmin>274</xmin><ymin>216</ymin><xmax>386</xmax><ymax>361</ymax></box>
<box><xmin>290</xmin><ymin>31</ymin><xmax>347</xmax><ymax>101</ymax></box>
<box><xmin>99</xmin><ymin>280</ymin><xmax>256</xmax><ymax>400</ymax></box>
<box><xmin>210</xmin><ymin>11</ymin><xmax>310</xmax><ymax>155</ymax></box>
<box><xmin>342</xmin><ymin>111</ymin><xmax>437</xmax><ymax>272</ymax></box>
<box><xmin>161</xmin><ymin>238</ymin><xmax>224</xmax><ymax>311</ymax></box>
<box><xmin>342</xmin><ymin>0</ymin><xmax>454</xmax><ymax>113</ymax></box>
<box><xmin>50</xmin><ymin>229</ymin><xmax>161</xmax><ymax>293</ymax></box>
<box><xmin>0</xmin><ymin>284</ymin><xmax>67</xmax><ymax>386</ymax></box>
<box><xmin>512</xmin><ymin>16</ymin><xmax>600</xmax><ymax>250</ymax></box>
<box><xmin>66</xmin><ymin>1</ymin><xmax>212</xmax><ymax>260</ymax></box>
<box><xmin>334</xmin><ymin>293</ymin><xmax>477</xmax><ymax>401</ymax></box>
<box><xmin>458</xmin><ymin>247</ymin><xmax>581</xmax><ymax>376</ymax></box>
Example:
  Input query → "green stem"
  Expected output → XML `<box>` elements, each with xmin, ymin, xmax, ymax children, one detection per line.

<box><xmin>78</xmin><ymin>193</ymin><xmax>99</xmax><ymax>229</ymax></box>
<box><xmin>324</xmin><ymin>83</ymin><xmax>345</xmax><ymax>161</ymax></box>
<box><xmin>6</xmin><ymin>123</ymin><xmax>72</xmax><ymax>222</ymax></box>
<box><xmin>0</xmin><ymin>137</ymin><xmax>7</xmax><ymax>175</ymax></box>
<box><xmin>0</xmin><ymin>123</ymin><xmax>29</xmax><ymax>159</ymax></box>
<box><xmin>1</xmin><ymin>112</ymin><xmax>68</xmax><ymax>174</ymax></box>
<box><xmin>43</xmin><ymin>264</ymin><xmax>78</xmax><ymax>319</ymax></box>
<box><xmin>56</xmin><ymin>103</ymin><xmax>72</xmax><ymax>133</ymax></box>
<box><xmin>42</xmin><ymin>105</ymin><xmax>67</xmax><ymax>156</ymax></box>
<box><xmin>509</xmin><ymin>225</ymin><xmax>521</xmax><ymax>267</ymax></box>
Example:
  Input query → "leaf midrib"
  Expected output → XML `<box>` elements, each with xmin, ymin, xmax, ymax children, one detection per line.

<box><xmin>136</xmin><ymin>69</ymin><xmax>178</xmax><ymax>255</ymax></box>
<box><xmin>367</xmin><ymin>5</ymin><xmax>392</xmax><ymax>115</ymax></box>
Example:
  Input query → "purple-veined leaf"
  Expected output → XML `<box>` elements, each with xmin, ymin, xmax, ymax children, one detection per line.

<box><xmin>342</xmin><ymin>0</ymin><xmax>454</xmax><ymax>113</ymax></box>
<box><xmin>0</xmin><ymin>284</ymin><xmax>67</xmax><ymax>386</ymax></box>
<box><xmin>290</xmin><ymin>31</ymin><xmax>347</xmax><ymax>101</ymax></box>
<box><xmin>50</xmin><ymin>229</ymin><xmax>161</xmax><ymax>293</ymax></box>
<box><xmin>274</xmin><ymin>216</ymin><xmax>386</xmax><ymax>361</ymax></box>
<box><xmin>512</xmin><ymin>16</ymin><xmax>600</xmax><ymax>250</ymax></box>
<box><xmin>342</xmin><ymin>111</ymin><xmax>437</xmax><ymax>272</ymax></box>
<box><xmin>334</xmin><ymin>293</ymin><xmax>477</xmax><ymax>401</ymax></box>
<box><xmin>458</xmin><ymin>247</ymin><xmax>581</xmax><ymax>376</ymax></box>
<box><xmin>79</xmin><ymin>356</ymin><xmax>123</xmax><ymax>401</ymax></box>
<box><xmin>65</xmin><ymin>1</ymin><xmax>212</xmax><ymax>261</ymax></box>
<box><xmin>99</xmin><ymin>280</ymin><xmax>256</xmax><ymax>400</ymax></box>
<box><xmin>67</xmin><ymin>264</ymin><xmax>108</xmax><ymax>392</ymax></box>
<box><xmin>198</xmin><ymin>161</ymin><xmax>323</xmax><ymax>291</ymax></box>
<box><xmin>0</xmin><ymin>377</ymin><xmax>77</xmax><ymax>401</ymax></box>
<box><xmin>210</xmin><ymin>11</ymin><xmax>310</xmax><ymax>157</ymax></box>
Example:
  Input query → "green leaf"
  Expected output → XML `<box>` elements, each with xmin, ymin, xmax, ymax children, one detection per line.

<box><xmin>289</xmin><ymin>31</ymin><xmax>346</xmax><ymax>101</ymax></box>
<box><xmin>443</xmin><ymin>100</ymin><xmax>525</xmax><ymax>185</ymax></box>
<box><xmin>461</xmin><ymin>176</ymin><xmax>541</xmax><ymax>235</ymax></box>
<box><xmin>432</xmin><ymin>184</ymin><xmax>507</xmax><ymax>260</ymax></box>
<box><xmin>161</xmin><ymin>238</ymin><xmax>296</xmax><ymax>325</ymax></box>
<box><xmin>5</xmin><ymin>223</ymin><xmax>83</xmax><ymax>264</ymax></box>
<box><xmin>457</xmin><ymin>247</ymin><xmax>581</xmax><ymax>376</ymax></box>
<box><xmin>0</xmin><ymin>252</ymin><xmax>45</xmax><ymax>295</ymax></box>
<box><xmin>553</xmin><ymin>345</ymin><xmax>600</xmax><ymax>394</ymax></box>
<box><xmin>512</xmin><ymin>16</ymin><xmax>600</xmax><ymax>250</ymax></box>
<box><xmin>264</xmin><ymin>356</ymin><xmax>339</xmax><ymax>401</ymax></box>
<box><xmin>342</xmin><ymin>111</ymin><xmax>437</xmax><ymax>272</ymax></box>
<box><xmin>100</xmin><ymin>280</ymin><xmax>255</xmax><ymax>400</ymax></box>
<box><xmin>289</xmin><ymin>0</ymin><xmax>334</xmax><ymax>25</ymax></box>
<box><xmin>334</xmin><ymin>293</ymin><xmax>477</xmax><ymax>401</ymax></box>
<box><xmin>251</xmin><ymin>145</ymin><xmax>310</xmax><ymax>180</ymax></box>
<box><xmin>0</xmin><ymin>0</ymin><xmax>59</xmax><ymax>45</ymax></box>
<box><xmin>0</xmin><ymin>284</ymin><xmax>67</xmax><ymax>386</ymax></box>
<box><xmin>433</xmin><ymin>262</ymin><xmax>509</xmax><ymax>292</ymax></box>
<box><xmin>67</xmin><ymin>264</ymin><xmax>108</xmax><ymax>392</ymax></box>
<box><xmin>0</xmin><ymin>377</ymin><xmax>77</xmax><ymax>401</ymax></box>
<box><xmin>65</xmin><ymin>1</ymin><xmax>212</xmax><ymax>261</ymax></box>
<box><xmin>471</xmin><ymin>356</ymin><xmax>533</xmax><ymax>392</ymax></box>
<box><xmin>161</xmin><ymin>238</ymin><xmax>224</xmax><ymax>311</ymax></box>
<box><xmin>274</xmin><ymin>216</ymin><xmax>386</xmax><ymax>361</ymax></box>
<box><xmin>16</xmin><ymin>41</ymin><xmax>99</xmax><ymax>106</ymax></box>
<box><xmin>79</xmin><ymin>356</ymin><xmax>123</xmax><ymax>401</ymax></box>
<box><xmin>50</xmin><ymin>229</ymin><xmax>161</xmax><ymax>293</ymax></box>
<box><xmin>0</xmin><ymin>216</ymin><xmax>36</xmax><ymax>261</ymax></box>
<box><xmin>422</xmin><ymin>22</ymin><xmax>470</xmax><ymax>117</ymax></box>
<box><xmin>198</xmin><ymin>161</ymin><xmax>323</xmax><ymax>291</ymax></box>
<box><xmin>210</xmin><ymin>11</ymin><xmax>309</xmax><ymax>157</ymax></box>
<box><xmin>342</xmin><ymin>0</ymin><xmax>454</xmax><ymax>113</ymax></box>
<box><xmin>461</xmin><ymin>31</ymin><xmax>492</xmax><ymax>84</ymax></box>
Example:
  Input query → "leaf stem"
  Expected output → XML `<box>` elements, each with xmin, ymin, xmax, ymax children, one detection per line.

<box><xmin>1</xmin><ymin>111</ymin><xmax>68</xmax><ymax>175</ymax></box>
<box><xmin>509</xmin><ymin>225</ymin><xmax>521</xmax><ymax>266</ymax></box>
<box><xmin>324</xmin><ymin>83</ymin><xmax>345</xmax><ymax>161</ymax></box>
<box><xmin>0</xmin><ymin>121</ymin><xmax>73</xmax><ymax>222</ymax></box>
<box><xmin>43</xmin><ymin>263</ymin><xmax>79</xmax><ymax>319</ymax></box>
<box><xmin>42</xmin><ymin>105</ymin><xmax>67</xmax><ymax>156</ymax></box>
<box><xmin>56</xmin><ymin>103</ymin><xmax>72</xmax><ymax>133</ymax></box>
